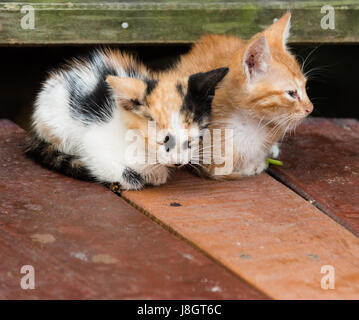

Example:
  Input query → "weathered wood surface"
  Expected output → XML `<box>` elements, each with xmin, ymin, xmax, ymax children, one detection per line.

<box><xmin>269</xmin><ymin>118</ymin><xmax>359</xmax><ymax>237</ymax></box>
<box><xmin>0</xmin><ymin>120</ymin><xmax>266</xmax><ymax>299</ymax></box>
<box><xmin>122</xmin><ymin>170</ymin><xmax>359</xmax><ymax>299</ymax></box>
<box><xmin>0</xmin><ymin>1</ymin><xmax>358</xmax><ymax>45</ymax></box>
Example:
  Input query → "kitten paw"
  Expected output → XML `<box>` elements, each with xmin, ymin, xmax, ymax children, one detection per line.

<box><xmin>144</xmin><ymin>166</ymin><xmax>168</xmax><ymax>186</ymax></box>
<box><xmin>121</xmin><ymin>167</ymin><xmax>144</xmax><ymax>190</ymax></box>
<box><xmin>269</xmin><ymin>143</ymin><xmax>280</xmax><ymax>158</ymax></box>
<box><xmin>109</xmin><ymin>182</ymin><xmax>122</xmax><ymax>194</ymax></box>
<box><xmin>241</xmin><ymin>161</ymin><xmax>267</xmax><ymax>176</ymax></box>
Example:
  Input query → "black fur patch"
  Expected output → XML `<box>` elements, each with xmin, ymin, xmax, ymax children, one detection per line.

<box><xmin>64</xmin><ymin>52</ymin><xmax>120</xmax><ymax>124</ymax></box>
<box><xmin>181</xmin><ymin>92</ymin><xmax>212</xmax><ymax>125</ymax></box>
<box><xmin>181</xmin><ymin>67</ymin><xmax>229</xmax><ymax>125</ymax></box>
<box><xmin>25</xmin><ymin>135</ymin><xmax>94</xmax><ymax>181</ymax></box>
<box><xmin>122</xmin><ymin>167</ymin><xmax>144</xmax><ymax>189</ymax></box>
<box><xmin>176</xmin><ymin>83</ymin><xmax>184</xmax><ymax>97</ymax></box>
<box><xmin>145</xmin><ymin>78</ymin><xmax>158</xmax><ymax>96</ymax></box>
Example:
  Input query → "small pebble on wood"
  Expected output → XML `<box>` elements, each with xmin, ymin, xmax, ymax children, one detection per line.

<box><xmin>170</xmin><ymin>202</ymin><xmax>182</xmax><ymax>207</ymax></box>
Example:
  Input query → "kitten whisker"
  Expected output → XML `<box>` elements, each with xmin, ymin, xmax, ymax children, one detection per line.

<box><xmin>301</xmin><ymin>46</ymin><xmax>322</xmax><ymax>74</ymax></box>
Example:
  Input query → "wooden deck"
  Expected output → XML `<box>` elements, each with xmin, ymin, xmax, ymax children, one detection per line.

<box><xmin>1</xmin><ymin>117</ymin><xmax>359</xmax><ymax>299</ymax></box>
<box><xmin>0</xmin><ymin>1</ymin><xmax>359</xmax><ymax>44</ymax></box>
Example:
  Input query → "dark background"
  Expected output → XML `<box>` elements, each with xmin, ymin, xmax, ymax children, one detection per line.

<box><xmin>0</xmin><ymin>44</ymin><xmax>357</xmax><ymax>130</ymax></box>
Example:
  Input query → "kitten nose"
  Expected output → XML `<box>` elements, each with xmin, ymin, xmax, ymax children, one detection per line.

<box><xmin>304</xmin><ymin>104</ymin><xmax>313</xmax><ymax>115</ymax></box>
<box><xmin>164</xmin><ymin>133</ymin><xmax>176</xmax><ymax>152</ymax></box>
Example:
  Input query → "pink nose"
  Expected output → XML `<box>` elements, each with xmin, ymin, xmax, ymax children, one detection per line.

<box><xmin>304</xmin><ymin>104</ymin><xmax>313</xmax><ymax>115</ymax></box>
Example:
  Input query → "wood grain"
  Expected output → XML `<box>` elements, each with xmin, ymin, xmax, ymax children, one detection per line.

<box><xmin>122</xmin><ymin>170</ymin><xmax>359</xmax><ymax>299</ymax></box>
<box><xmin>269</xmin><ymin>118</ymin><xmax>359</xmax><ymax>237</ymax></box>
<box><xmin>0</xmin><ymin>1</ymin><xmax>358</xmax><ymax>44</ymax></box>
<box><xmin>0</xmin><ymin>120</ymin><xmax>266</xmax><ymax>299</ymax></box>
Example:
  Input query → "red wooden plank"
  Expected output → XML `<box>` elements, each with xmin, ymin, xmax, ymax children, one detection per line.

<box><xmin>0</xmin><ymin>119</ymin><xmax>266</xmax><ymax>299</ymax></box>
<box><xmin>122</xmin><ymin>170</ymin><xmax>359</xmax><ymax>299</ymax></box>
<box><xmin>269</xmin><ymin>118</ymin><xmax>359</xmax><ymax>237</ymax></box>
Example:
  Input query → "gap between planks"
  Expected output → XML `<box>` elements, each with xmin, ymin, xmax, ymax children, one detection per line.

<box><xmin>117</xmin><ymin>171</ymin><xmax>359</xmax><ymax>299</ymax></box>
<box><xmin>117</xmin><ymin>191</ymin><xmax>269</xmax><ymax>299</ymax></box>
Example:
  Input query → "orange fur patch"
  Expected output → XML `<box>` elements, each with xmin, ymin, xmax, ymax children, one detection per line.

<box><xmin>174</xmin><ymin>12</ymin><xmax>314</xmax><ymax>177</ymax></box>
<box><xmin>38</xmin><ymin>123</ymin><xmax>62</xmax><ymax>147</ymax></box>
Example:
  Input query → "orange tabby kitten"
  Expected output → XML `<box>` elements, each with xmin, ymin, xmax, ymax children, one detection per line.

<box><xmin>175</xmin><ymin>12</ymin><xmax>313</xmax><ymax>179</ymax></box>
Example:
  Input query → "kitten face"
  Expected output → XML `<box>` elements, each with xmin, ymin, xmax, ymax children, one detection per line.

<box><xmin>107</xmin><ymin>67</ymin><xmax>229</xmax><ymax>166</ymax></box>
<box><xmin>227</xmin><ymin>13</ymin><xmax>313</xmax><ymax>126</ymax></box>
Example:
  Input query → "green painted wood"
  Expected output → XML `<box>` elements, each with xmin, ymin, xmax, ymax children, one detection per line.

<box><xmin>0</xmin><ymin>1</ymin><xmax>358</xmax><ymax>45</ymax></box>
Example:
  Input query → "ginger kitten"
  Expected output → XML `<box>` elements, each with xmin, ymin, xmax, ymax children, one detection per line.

<box><xmin>175</xmin><ymin>13</ymin><xmax>313</xmax><ymax>179</ymax></box>
<box><xmin>27</xmin><ymin>49</ymin><xmax>228</xmax><ymax>189</ymax></box>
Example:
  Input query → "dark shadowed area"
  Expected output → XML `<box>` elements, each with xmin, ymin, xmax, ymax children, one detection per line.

<box><xmin>0</xmin><ymin>44</ymin><xmax>358</xmax><ymax>130</ymax></box>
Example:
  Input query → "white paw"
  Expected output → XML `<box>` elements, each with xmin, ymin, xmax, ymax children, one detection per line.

<box><xmin>143</xmin><ymin>166</ymin><xmax>168</xmax><ymax>186</ymax></box>
<box><xmin>241</xmin><ymin>160</ymin><xmax>267</xmax><ymax>176</ymax></box>
<box><xmin>269</xmin><ymin>143</ymin><xmax>280</xmax><ymax>158</ymax></box>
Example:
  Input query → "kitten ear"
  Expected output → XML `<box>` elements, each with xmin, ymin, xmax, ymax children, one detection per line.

<box><xmin>185</xmin><ymin>67</ymin><xmax>228</xmax><ymax>124</ymax></box>
<box><xmin>265</xmin><ymin>11</ymin><xmax>291</xmax><ymax>48</ymax></box>
<box><xmin>243</xmin><ymin>35</ymin><xmax>272</xmax><ymax>81</ymax></box>
<box><xmin>106</xmin><ymin>75</ymin><xmax>151</xmax><ymax>118</ymax></box>
<box><xmin>188</xmin><ymin>67</ymin><xmax>229</xmax><ymax>99</ymax></box>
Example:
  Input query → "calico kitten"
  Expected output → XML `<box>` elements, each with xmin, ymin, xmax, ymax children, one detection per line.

<box><xmin>26</xmin><ymin>49</ymin><xmax>228</xmax><ymax>189</ymax></box>
<box><xmin>175</xmin><ymin>13</ymin><xmax>313</xmax><ymax>179</ymax></box>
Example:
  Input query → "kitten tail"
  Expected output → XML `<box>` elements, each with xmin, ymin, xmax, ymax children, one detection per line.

<box><xmin>24</xmin><ymin>135</ymin><xmax>94</xmax><ymax>181</ymax></box>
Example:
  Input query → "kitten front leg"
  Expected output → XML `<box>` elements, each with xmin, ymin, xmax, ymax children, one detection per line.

<box><xmin>269</xmin><ymin>142</ymin><xmax>280</xmax><ymax>158</ymax></box>
<box><xmin>109</xmin><ymin>167</ymin><xmax>145</xmax><ymax>193</ymax></box>
<box><xmin>142</xmin><ymin>165</ymin><xmax>169</xmax><ymax>186</ymax></box>
<box><xmin>120</xmin><ymin>167</ymin><xmax>145</xmax><ymax>190</ymax></box>
<box><xmin>240</xmin><ymin>160</ymin><xmax>267</xmax><ymax>176</ymax></box>
<box><xmin>209</xmin><ymin>156</ymin><xmax>267</xmax><ymax>180</ymax></box>
<box><xmin>91</xmin><ymin>163</ymin><xmax>144</xmax><ymax>190</ymax></box>
<box><xmin>239</xmin><ymin>143</ymin><xmax>280</xmax><ymax>176</ymax></box>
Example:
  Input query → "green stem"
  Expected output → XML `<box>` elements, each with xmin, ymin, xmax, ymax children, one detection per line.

<box><xmin>266</xmin><ymin>158</ymin><xmax>283</xmax><ymax>168</ymax></box>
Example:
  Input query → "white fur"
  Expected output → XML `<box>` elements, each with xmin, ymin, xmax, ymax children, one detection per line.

<box><xmin>269</xmin><ymin>142</ymin><xmax>280</xmax><ymax>158</ymax></box>
<box><xmin>156</xmin><ymin>111</ymin><xmax>200</xmax><ymax>165</ymax></box>
<box><xmin>33</xmin><ymin>75</ymin><xmax>84</xmax><ymax>155</ymax></box>
<box><xmin>244</xmin><ymin>36</ymin><xmax>272</xmax><ymax>82</ymax></box>
<box><xmin>219</xmin><ymin>111</ymin><xmax>278</xmax><ymax>176</ymax></box>
<box><xmin>283</xmin><ymin>18</ymin><xmax>291</xmax><ymax>47</ymax></box>
<box><xmin>32</xmin><ymin>57</ymin><xmax>168</xmax><ymax>190</ymax></box>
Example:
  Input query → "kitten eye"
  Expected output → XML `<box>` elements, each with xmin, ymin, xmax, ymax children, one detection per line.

<box><xmin>286</xmin><ymin>90</ymin><xmax>298</xmax><ymax>99</ymax></box>
<box><xmin>130</xmin><ymin>99</ymin><xmax>142</xmax><ymax>106</ymax></box>
<box><xmin>164</xmin><ymin>135</ymin><xmax>170</xmax><ymax>143</ymax></box>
